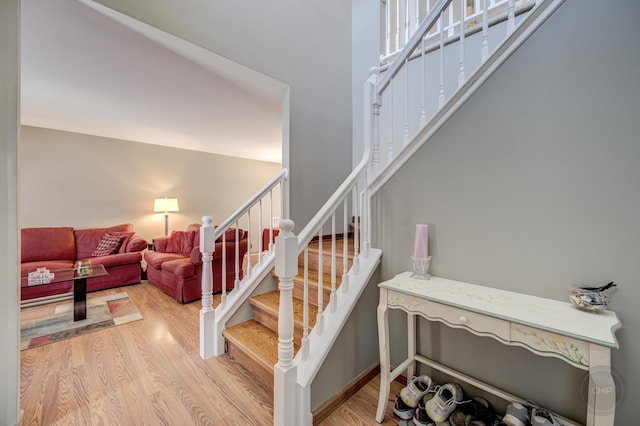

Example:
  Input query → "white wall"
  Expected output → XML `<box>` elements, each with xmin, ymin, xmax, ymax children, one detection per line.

<box><xmin>376</xmin><ymin>0</ymin><xmax>640</xmax><ymax>423</ymax></box>
<box><xmin>94</xmin><ymin>0</ymin><xmax>354</xmax><ymax>230</ymax></box>
<box><xmin>0</xmin><ymin>0</ymin><xmax>20</xmax><ymax>423</ymax></box>
<box><xmin>20</xmin><ymin>126</ymin><xmax>282</xmax><ymax>244</ymax></box>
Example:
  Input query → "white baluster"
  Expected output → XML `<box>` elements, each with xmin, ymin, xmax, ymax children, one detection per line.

<box><xmin>404</xmin><ymin>0</ymin><xmax>410</xmax><ymax>47</ymax></box>
<box><xmin>404</xmin><ymin>59</ymin><xmax>409</xmax><ymax>147</ymax></box>
<box><xmin>448</xmin><ymin>1</ymin><xmax>454</xmax><ymax>37</ymax></box>
<box><xmin>388</xmin><ymin>80</ymin><xmax>394</xmax><ymax>161</ymax></box>
<box><xmin>221</xmin><ymin>232</ymin><xmax>227</xmax><ymax>304</ymax></box>
<box><xmin>258</xmin><ymin>199</ymin><xmax>263</xmax><ymax>264</ymax></box>
<box><xmin>199</xmin><ymin>216</ymin><xmax>217</xmax><ymax>358</ymax></box>
<box><xmin>368</xmin><ymin>72</ymin><xmax>381</xmax><ymax>175</ymax></box>
<box><xmin>372</xmin><ymin>99</ymin><xmax>381</xmax><ymax>173</ymax></box>
<box><xmin>458</xmin><ymin>0</ymin><xmax>466</xmax><ymax>87</ymax></box>
<box><xmin>269</xmin><ymin>189</ymin><xmax>274</xmax><ymax>252</ymax></box>
<box><xmin>330</xmin><ymin>212</ymin><xmax>337</xmax><ymax>313</ymax></box>
<box><xmin>385</xmin><ymin>0</ymin><xmax>391</xmax><ymax>57</ymax></box>
<box><xmin>507</xmin><ymin>0</ymin><xmax>515</xmax><ymax>33</ymax></box>
<box><xmin>420</xmin><ymin>35</ymin><xmax>427</xmax><ymax>128</ymax></box>
<box><xmin>273</xmin><ymin>219</ymin><xmax>298</xmax><ymax>426</ymax></box>
<box><xmin>234</xmin><ymin>222</ymin><xmax>240</xmax><ymax>287</ymax></box>
<box><xmin>280</xmin><ymin>177</ymin><xmax>288</xmax><ymax>227</ymax></box>
<box><xmin>481</xmin><ymin>0</ymin><xmax>488</xmax><ymax>62</ymax></box>
<box><xmin>301</xmin><ymin>247</ymin><xmax>309</xmax><ymax>360</ymax></box>
<box><xmin>342</xmin><ymin>199</ymin><xmax>349</xmax><ymax>293</ymax></box>
<box><xmin>438</xmin><ymin>12</ymin><xmax>445</xmax><ymax>108</ymax></box>
<box><xmin>316</xmin><ymin>229</ymin><xmax>324</xmax><ymax>335</ymax></box>
<box><xmin>361</xmin><ymin>188</ymin><xmax>370</xmax><ymax>260</ymax></box>
<box><xmin>414</xmin><ymin>0</ymin><xmax>420</xmax><ymax>32</ymax></box>
<box><xmin>352</xmin><ymin>187</ymin><xmax>360</xmax><ymax>274</ymax></box>
<box><xmin>246</xmin><ymin>210</ymin><xmax>252</xmax><ymax>277</ymax></box>
<box><xmin>395</xmin><ymin>0</ymin><xmax>401</xmax><ymax>51</ymax></box>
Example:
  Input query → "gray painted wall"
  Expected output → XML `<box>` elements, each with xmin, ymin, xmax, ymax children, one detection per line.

<box><xmin>20</xmin><ymin>126</ymin><xmax>281</xmax><ymax>243</ymax></box>
<box><xmin>375</xmin><ymin>0</ymin><xmax>639</xmax><ymax>423</ymax></box>
<box><xmin>94</xmin><ymin>0</ymin><xmax>354</xmax><ymax>230</ymax></box>
<box><xmin>0</xmin><ymin>0</ymin><xmax>20</xmax><ymax>423</ymax></box>
<box><xmin>311</xmin><ymin>266</ymin><xmax>382</xmax><ymax>411</ymax></box>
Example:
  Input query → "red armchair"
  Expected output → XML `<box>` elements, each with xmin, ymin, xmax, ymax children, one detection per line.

<box><xmin>144</xmin><ymin>224</ymin><xmax>249</xmax><ymax>303</ymax></box>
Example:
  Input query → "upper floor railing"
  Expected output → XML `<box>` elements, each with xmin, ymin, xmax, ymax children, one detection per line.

<box><xmin>369</xmin><ymin>0</ymin><xmax>561</xmax><ymax>194</ymax></box>
<box><xmin>381</xmin><ymin>0</ymin><xmax>536</xmax><ymax>63</ymax></box>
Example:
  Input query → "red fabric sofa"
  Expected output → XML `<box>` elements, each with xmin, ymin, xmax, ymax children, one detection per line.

<box><xmin>144</xmin><ymin>224</ymin><xmax>249</xmax><ymax>303</ymax></box>
<box><xmin>21</xmin><ymin>224</ymin><xmax>147</xmax><ymax>300</ymax></box>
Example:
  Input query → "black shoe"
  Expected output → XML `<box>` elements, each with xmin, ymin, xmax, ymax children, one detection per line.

<box><xmin>450</xmin><ymin>397</ymin><xmax>505</xmax><ymax>426</ymax></box>
<box><xmin>413</xmin><ymin>402</ymin><xmax>436</xmax><ymax>426</ymax></box>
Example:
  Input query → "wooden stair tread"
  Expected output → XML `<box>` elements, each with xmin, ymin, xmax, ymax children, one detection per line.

<box><xmin>293</xmin><ymin>268</ymin><xmax>343</xmax><ymax>290</ymax></box>
<box><xmin>250</xmin><ymin>291</ymin><xmax>318</xmax><ymax>327</ymax></box>
<box><xmin>223</xmin><ymin>321</ymin><xmax>281</xmax><ymax>368</ymax></box>
<box><xmin>306</xmin><ymin>236</ymin><xmax>354</xmax><ymax>253</ymax></box>
<box><xmin>273</xmin><ymin>267</ymin><xmax>346</xmax><ymax>293</ymax></box>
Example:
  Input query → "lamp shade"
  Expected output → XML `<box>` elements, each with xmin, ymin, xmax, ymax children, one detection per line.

<box><xmin>154</xmin><ymin>197</ymin><xmax>180</xmax><ymax>213</ymax></box>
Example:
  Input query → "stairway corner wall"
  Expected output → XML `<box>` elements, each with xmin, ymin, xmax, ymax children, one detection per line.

<box><xmin>310</xmin><ymin>264</ymin><xmax>381</xmax><ymax>412</ymax></box>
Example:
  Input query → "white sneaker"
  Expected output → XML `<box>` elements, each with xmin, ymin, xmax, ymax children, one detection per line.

<box><xmin>400</xmin><ymin>375</ymin><xmax>434</xmax><ymax>408</ymax></box>
<box><xmin>531</xmin><ymin>407</ymin><xmax>561</xmax><ymax>426</ymax></box>
<box><xmin>424</xmin><ymin>383</ymin><xmax>463</xmax><ymax>422</ymax></box>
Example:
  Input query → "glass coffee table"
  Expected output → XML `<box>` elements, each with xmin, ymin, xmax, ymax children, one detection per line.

<box><xmin>21</xmin><ymin>264</ymin><xmax>108</xmax><ymax>321</ymax></box>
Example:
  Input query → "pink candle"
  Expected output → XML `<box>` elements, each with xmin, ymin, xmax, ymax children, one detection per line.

<box><xmin>414</xmin><ymin>224</ymin><xmax>429</xmax><ymax>259</ymax></box>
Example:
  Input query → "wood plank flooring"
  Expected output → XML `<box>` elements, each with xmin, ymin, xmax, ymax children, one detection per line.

<box><xmin>19</xmin><ymin>282</ymin><xmax>402</xmax><ymax>425</ymax></box>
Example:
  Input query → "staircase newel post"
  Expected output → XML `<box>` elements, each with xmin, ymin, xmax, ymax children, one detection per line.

<box><xmin>200</xmin><ymin>216</ymin><xmax>220</xmax><ymax>359</ymax></box>
<box><xmin>367</xmin><ymin>71</ymin><xmax>381</xmax><ymax>175</ymax></box>
<box><xmin>274</xmin><ymin>219</ymin><xmax>298</xmax><ymax>426</ymax></box>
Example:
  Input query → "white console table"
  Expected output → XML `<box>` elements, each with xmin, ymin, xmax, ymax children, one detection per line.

<box><xmin>376</xmin><ymin>272</ymin><xmax>621</xmax><ymax>425</ymax></box>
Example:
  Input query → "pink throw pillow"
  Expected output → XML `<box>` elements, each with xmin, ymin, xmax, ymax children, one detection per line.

<box><xmin>166</xmin><ymin>230</ymin><xmax>195</xmax><ymax>255</ymax></box>
<box><xmin>109</xmin><ymin>231</ymin><xmax>135</xmax><ymax>253</ymax></box>
<box><xmin>92</xmin><ymin>233</ymin><xmax>125</xmax><ymax>257</ymax></box>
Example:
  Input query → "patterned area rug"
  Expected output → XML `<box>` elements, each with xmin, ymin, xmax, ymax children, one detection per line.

<box><xmin>20</xmin><ymin>292</ymin><xmax>143</xmax><ymax>350</ymax></box>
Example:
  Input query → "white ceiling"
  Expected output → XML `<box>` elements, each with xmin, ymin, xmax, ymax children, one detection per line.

<box><xmin>20</xmin><ymin>0</ymin><xmax>285</xmax><ymax>163</ymax></box>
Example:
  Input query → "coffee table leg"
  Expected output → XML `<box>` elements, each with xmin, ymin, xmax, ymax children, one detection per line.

<box><xmin>74</xmin><ymin>277</ymin><xmax>87</xmax><ymax>321</ymax></box>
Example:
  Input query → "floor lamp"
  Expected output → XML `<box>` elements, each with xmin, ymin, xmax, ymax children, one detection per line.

<box><xmin>154</xmin><ymin>197</ymin><xmax>180</xmax><ymax>236</ymax></box>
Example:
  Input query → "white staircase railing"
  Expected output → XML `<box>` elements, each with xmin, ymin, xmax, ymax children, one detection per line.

<box><xmin>199</xmin><ymin>168</ymin><xmax>288</xmax><ymax>359</ymax></box>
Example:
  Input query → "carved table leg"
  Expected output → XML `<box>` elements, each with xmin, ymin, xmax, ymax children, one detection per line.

<box><xmin>376</xmin><ymin>289</ymin><xmax>390</xmax><ymax>423</ymax></box>
<box><xmin>586</xmin><ymin>345</ymin><xmax>616</xmax><ymax>426</ymax></box>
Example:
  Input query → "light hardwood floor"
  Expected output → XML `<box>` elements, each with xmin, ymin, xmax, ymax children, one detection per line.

<box><xmin>20</xmin><ymin>282</ymin><xmax>403</xmax><ymax>425</ymax></box>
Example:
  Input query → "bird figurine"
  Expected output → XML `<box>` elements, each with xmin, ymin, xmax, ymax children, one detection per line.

<box><xmin>569</xmin><ymin>281</ymin><xmax>617</xmax><ymax>312</ymax></box>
